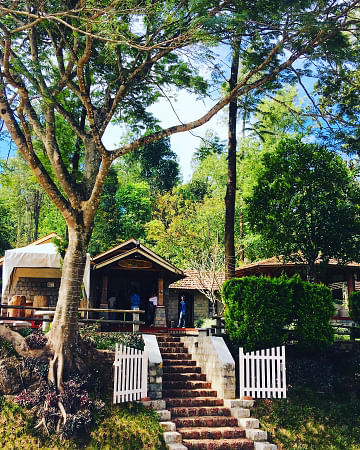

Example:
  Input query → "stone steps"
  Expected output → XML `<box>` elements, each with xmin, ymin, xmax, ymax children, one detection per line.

<box><xmin>169</xmin><ymin>406</ymin><xmax>232</xmax><ymax>418</ymax></box>
<box><xmin>174</xmin><ymin>415</ymin><xmax>239</xmax><ymax>428</ymax></box>
<box><xmin>165</xmin><ymin>397</ymin><xmax>224</xmax><ymax>408</ymax></box>
<box><xmin>164</xmin><ymin>365</ymin><xmax>202</xmax><ymax>374</ymax></box>
<box><xmin>163</xmin><ymin>372</ymin><xmax>207</xmax><ymax>382</ymax></box>
<box><xmin>179</xmin><ymin>426</ymin><xmax>246</xmax><ymax>440</ymax></box>
<box><xmin>183</xmin><ymin>438</ymin><xmax>254</xmax><ymax>449</ymax></box>
<box><xmin>156</xmin><ymin>334</ymin><xmax>272</xmax><ymax>450</ymax></box>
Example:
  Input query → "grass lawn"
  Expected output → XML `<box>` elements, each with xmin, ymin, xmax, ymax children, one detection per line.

<box><xmin>252</xmin><ymin>343</ymin><xmax>360</xmax><ymax>450</ymax></box>
<box><xmin>0</xmin><ymin>398</ymin><xmax>166</xmax><ymax>449</ymax></box>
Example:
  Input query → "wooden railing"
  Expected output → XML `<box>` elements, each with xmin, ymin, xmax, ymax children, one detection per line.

<box><xmin>0</xmin><ymin>305</ymin><xmax>145</xmax><ymax>332</ymax></box>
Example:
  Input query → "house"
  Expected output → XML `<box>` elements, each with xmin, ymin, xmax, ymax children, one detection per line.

<box><xmin>235</xmin><ymin>256</ymin><xmax>360</xmax><ymax>317</ymax></box>
<box><xmin>168</xmin><ymin>270</ymin><xmax>224</xmax><ymax>327</ymax></box>
<box><xmin>0</xmin><ymin>236</ymin><xmax>184</xmax><ymax>327</ymax></box>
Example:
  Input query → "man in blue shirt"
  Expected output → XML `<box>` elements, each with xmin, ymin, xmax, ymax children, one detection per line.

<box><xmin>130</xmin><ymin>291</ymin><xmax>141</xmax><ymax>310</ymax></box>
<box><xmin>177</xmin><ymin>295</ymin><xmax>186</xmax><ymax>328</ymax></box>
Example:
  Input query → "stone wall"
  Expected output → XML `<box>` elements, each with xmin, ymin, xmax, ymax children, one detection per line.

<box><xmin>181</xmin><ymin>331</ymin><xmax>236</xmax><ymax>399</ymax></box>
<box><xmin>10</xmin><ymin>277</ymin><xmax>60</xmax><ymax>306</ymax></box>
<box><xmin>167</xmin><ymin>288</ymin><xmax>211</xmax><ymax>325</ymax></box>
<box><xmin>143</xmin><ymin>334</ymin><xmax>163</xmax><ymax>399</ymax></box>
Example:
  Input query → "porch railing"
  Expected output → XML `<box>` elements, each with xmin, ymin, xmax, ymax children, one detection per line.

<box><xmin>113</xmin><ymin>343</ymin><xmax>148</xmax><ymax>403</ymax></box>
<box><xmin>0</xmin><ymin>304</ymin><xmax>145</xmax><ymax>332</ymax></box>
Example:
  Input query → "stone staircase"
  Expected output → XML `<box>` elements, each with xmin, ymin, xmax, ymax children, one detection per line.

<box><xmin>157</xmin><ymin>334</ymin><xmax>273</xmax><ymax>450</ymax></box>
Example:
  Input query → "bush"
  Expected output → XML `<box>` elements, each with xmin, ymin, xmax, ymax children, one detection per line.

<box><xmin>223</xmin><ymin>276</ymin><xmax>293</xmax><ymax>351</ymax></box>
<box><xmin>288</xmin><ymin>277</ymin><xmax>335</xmax><ymax>351</ymax></box>
<box><xmin>79</xmin><ymin>324</ymin><xmax>144</xmax><ymax>351</ymax></box>
<box><xmin>349</xmin><ymin>290</ymin><xmax>360</xmax><ymax>323</ymax></box>
<box><xmin>223</xmin><ymin>275</ymin><xmax>335</xmax><ymax>352</ymax></box>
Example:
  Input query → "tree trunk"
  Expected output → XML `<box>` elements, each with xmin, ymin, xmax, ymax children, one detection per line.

<box><xmin>225</xmin><ymin>39</ymin><xmax>240</xmax><ymax>280</ymax></box>
<box><xmin>306</xmin><ymin>260</ymin><xmax>316</xmax><ymax>283</ymax></box>
<box><xmin>46</xmin><ymin>224</ymin><xmax>91</xmax><ymax>390</ymax></box>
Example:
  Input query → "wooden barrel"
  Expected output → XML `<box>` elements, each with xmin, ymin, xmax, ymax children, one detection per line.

<box><xmin>9</xmin><ymin>295</ymin><xmax>26</xmax><ymax>318</ymax></box>
<box><xmin>25</xmin><ymin>300</ymin><xmax>33</xmax><ymax>318</ymax></box>
<box><xmin>33</xmin><ymin>295</ymin><xmax>49</xmax><ymax>308</ymax></box>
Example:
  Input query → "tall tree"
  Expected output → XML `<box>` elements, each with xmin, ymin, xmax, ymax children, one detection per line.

<box><xmin>245</xmin><ymin>137</ymin><xmax>360</xmax><ymax>281</ymax></box>
<box><xmin>0</xmin><ymin>0</ymin><xmax>358</xmax><ymax>396</ymax></box>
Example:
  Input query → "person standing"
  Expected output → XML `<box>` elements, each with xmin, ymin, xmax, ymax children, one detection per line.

<box><xmin>130</xmin><ymin>291</ymin><xmax>141</xmax><ymax>310</ymax></box>
<box><xmin>147</xmin><ymin>293</ymin><xmax>157</xmax><ymax>326</ymax></box>
<box><xmin>177</xmin><ymin>296</ymin><xmax>186</xmax><ymax>328</ymax></box>
<box><xmin>108</xmin><ymin>293</ymin><xmax>117</xmax><ymax>320</ymax></box>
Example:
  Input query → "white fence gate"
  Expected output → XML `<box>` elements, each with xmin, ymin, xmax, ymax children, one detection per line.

<box><xmin>113</xmin><ymin>344</ymin><xmax>148</xmax><ymax>403</ymax></box>
<box><xmin>239</xmin><ymin>346</ymin><xmax>286</xmax><ymax>399</ymax></box>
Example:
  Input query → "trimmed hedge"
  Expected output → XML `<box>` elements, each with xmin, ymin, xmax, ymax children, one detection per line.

<box><xmin>223</xmin><ymin>275</ymin><xmax>335</xmax><ymax>352</ymax></box>
<box><xmin>349</xmin><ymin>290</ymin><xmax>360</xmax><ymax>323</ymax></box>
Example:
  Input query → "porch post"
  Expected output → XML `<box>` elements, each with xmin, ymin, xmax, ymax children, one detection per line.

<box><xmin>99</xmin><ymin>275</ymin><xmax>109</xmax><ymax>321</ymax></box>
<box><xmin>154</xmin><ymin>274</ymin><xmax>166</xmax><ymax>327</ymax></box>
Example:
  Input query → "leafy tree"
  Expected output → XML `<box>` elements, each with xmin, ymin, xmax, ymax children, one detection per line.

<box><xmin>0</xmin><ymin>0</ymin><xmax>358</xmax><ymax>415</ymax></box>
<box><xmin>0</xmin><ymin>199</ymin><xmax>11</xmax><ymax>256</ymax></box>
<box><xmin>124</xmin><ymin>133</ymin><xmax>181</xmax><ymax>193</ymax></box>
<box><xmin>245</xmin><ymin>137</ymin><xmax>360</xmax><ymax>281</ymax></box>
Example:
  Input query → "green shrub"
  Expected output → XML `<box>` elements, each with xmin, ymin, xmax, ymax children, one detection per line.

<box><xmin>223</xmin><ymin>275</ymin><xmax>335</xmax><ymax>352</ymax></box>
<box><xmin>288</xmin><ymin>277</ymin><xmax>335</xmax><ymax>351</ymax></box>
<box><xmin>79</xmin><ymin>324</ymin><xmax>144</xmax><ymax>351</ymax></box>
<box><xmin>349</xmin><ymin>290</ymin><xmax>360</xmax><ymax>323</ymax></box>
<box><xmin>223</xmin><ymin>276</ymin><xmax>293</xmax><ymax>351</ymax></box>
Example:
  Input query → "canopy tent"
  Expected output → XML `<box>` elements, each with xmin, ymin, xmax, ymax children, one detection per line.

<box><xmin>1</xmin><ymin>242</ymin><xmax>90</xmax><ymax>300</ymax></box>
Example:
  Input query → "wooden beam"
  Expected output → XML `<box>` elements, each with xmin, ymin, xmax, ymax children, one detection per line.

<box><xmin>158</xmin><ymin>276</ymin><xmax>164</xmax><ymax>306</ymax></box>
<box><xmin>101</xmin><ymin>275</ymin><xmax>109</xmax><ymax>305</ymax></box>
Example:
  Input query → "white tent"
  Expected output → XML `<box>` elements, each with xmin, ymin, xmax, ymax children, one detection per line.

<box><xmin>2</xmin><ymin>242</ymin><xmax>90</xmax><ymax>301</ymax></box>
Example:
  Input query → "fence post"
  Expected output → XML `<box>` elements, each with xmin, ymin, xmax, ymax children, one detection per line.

<box><xmin>132</xmin><ymin>307</ymin><xmax>139</xmax><ymax>332</ymax></box>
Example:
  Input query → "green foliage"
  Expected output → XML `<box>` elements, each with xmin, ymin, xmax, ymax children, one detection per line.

<box><xmin>79</xmin><ymin>324</ymin><xmax>144</xmax><ymax>351</ymax></box>
<box><xmin>288</xmin><ymin>276</ymin><xmax>335</xmax><ymax>351</ymax></box>
<box><xmin>245</xmin><ymin>137</ymin><xmax>360</xmax><ymax>278</ymax></box>
<box><xmin>223</xmin><ymin>276</ymin><xmax>293</xmax><ymax>351</ymax></box>
<box><xmin>349</xmin><ymin>290</ymin><xmax>360</xmax><ymax>323</ymax></box>
<box><xmin>223</xmin><ymin>275</ymin><xmax>335</xmax><ymax>352</ymax></box>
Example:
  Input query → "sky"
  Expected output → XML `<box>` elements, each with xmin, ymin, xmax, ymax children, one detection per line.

<box><xmin>101</xmin><ymin>91</ymin><xmax>228</xmax><ymax>182</ymax></box>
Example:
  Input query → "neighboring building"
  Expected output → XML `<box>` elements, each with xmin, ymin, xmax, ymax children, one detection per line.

<box><xmin>168</xmin><ymin>270</ymin><xmax>224</xmax><ymax>327</ymax></box>
<box><xmin>1</xmin><ymin>236</ymin><xmax>184</xmax><ymax>327</ymax></box>
<box><xmin>235</xmin><ymin>256</ymin><xmax>360</xmax><ymax>317</ymax></box>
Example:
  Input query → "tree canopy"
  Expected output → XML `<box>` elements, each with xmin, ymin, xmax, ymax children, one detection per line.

<box><xmin>245</xmin><ymin>137</ymin><xmax>360</xmax><ymax>281</ymax></box>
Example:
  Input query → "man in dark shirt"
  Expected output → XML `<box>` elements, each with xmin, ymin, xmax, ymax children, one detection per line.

<box><xmin>177</xmin><ymin>296</ymin><xmax>186</xmax><ymax>328</ymax></box>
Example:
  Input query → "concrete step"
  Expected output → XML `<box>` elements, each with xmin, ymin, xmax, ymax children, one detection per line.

<box><xmin>163</xmin><ymin>372</ymin><xmax>207</xmax><ymax>382</ymax></box>
<box><xmin>167</xmin><ymin>444</ymin><xmax>188</xmax><ymax>450</ymax></box>
<box><xmin>163</xmin><ymin>380</ymin><xmax>212</xmax><ymax>390</ymax></box>
<box><xmin>245</xmin><ymin>429</ymin><xmax>268</xmax><ymax>442</ymax></box>
<box><xmin>156</xmin><ymin>336</ymin><xmax>181</xmax><ymax>342</ymax></box>
<box><xmin>169</xmin><ymin>406</ymin><xmax>231</xmax><ymax>418</ymax></box>
<box><xmin>239</xmin><ymin>418</ymin><xmax>260</xmax><ymax>429</ymax></box>
<box><xmin>174</xmin><ymin>415</ymin><xmax>238</xmax><ymax>428</ymax></box>
<box><xmin>160</xmin><ymin>346</ymin><xmax>189</xmax><ymax>354</ymax></box>
<box><xmin>162</xmin><ymin>353</ymin><xmax>193</xmax><ymax>360</ymax></box>
<box><xmin>163</xmin><ymin>365</ymin><xmax>202</xmax><ymax>374</ymax></box>
<box><xmin>157</xmin><ymin>409</ymin><xmax>171</xmax><ymax>421</ymax></box>
<box><xmin>182</xmin><ymin>438</ymin><xmax>254</xmax><ymax>449</ymax></box>
<box><xmin>158</xmin><ymin>341</ymin><xmax>184</xmax><ymax>348</ymax></box>
<box><xmin>161</xmin><ymin>421</ymin><xmax>176</xmax><ymax>432</ymax></box>
<box><xmin>224</xmin><ymin>399</ymin><xmax>254</xmax><ymax>409</ymax></box>
<box><xmin>165</xmin><ymin>397</ymin><xmax>224</xmax><ymax>408</ymax></box>
<box><xmin>163</xmin><ymin>359</ymin><xmax>196</xmax><ymax>366</ymax></box>
<box><xmin>254</xmin><ymin>442</ymin><xmax>277</xmax><ymax>450</ymax></box>
<box><xmin>178</xmin><ymin>426</ymin><xmax>246</xmax><ymax>440</ymax></box>
<box><xmin>163</xmin><ymin>389</ymin><xmax>218</xmax><ymax>398</ymax></box>
<box><xmin>164</xmin><ymin>431</ymin><xmax>183</xmax><ymax>445</ymax></box>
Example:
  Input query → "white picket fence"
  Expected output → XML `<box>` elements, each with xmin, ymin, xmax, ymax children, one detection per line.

<box><xmin>113</xmin><ymin>344</ymin><xmax>148</xmax><ymax>403</ymax></box>
<box><xmin>239</xmin><ymin>345</ymin><xmax>286</xmax><ymax>399</ymax></box>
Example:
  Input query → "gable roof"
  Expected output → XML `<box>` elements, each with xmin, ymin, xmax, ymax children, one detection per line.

<box><xmin>169</xmin><ymin>269</ymin><xmax>225</xmax><ymax>291</ymax></box>
<box><xmin>92</xmin><ymin>239</ymin><xmax>184</xmax><ymax>279</ymax></box>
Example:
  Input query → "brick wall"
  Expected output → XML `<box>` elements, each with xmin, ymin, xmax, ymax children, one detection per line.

<box><xmin>10</xmin><ymin>277</ymin><xmax>60</xmax><ymax>306</ymax></box>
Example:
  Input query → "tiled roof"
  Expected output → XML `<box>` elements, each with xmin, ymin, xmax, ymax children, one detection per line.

<box><xmin>169</xmin><ymin>269</ymin><xmax>225</xmax><ymax>291</ymax></box>
<box><xmin>235</xmin><ymin>256</ymin><xmax>360</xmax><ymax>277</ymax></box>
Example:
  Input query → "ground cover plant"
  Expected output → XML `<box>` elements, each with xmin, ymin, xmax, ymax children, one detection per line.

<box><xmin>253</xmin><ymin>344</ymin><xmax>360</xmax><ymax>449</ymax></box>
<box><xmin>0</xmin><ymin>398</ymin><xmax>165</xmax><ymax>449</ymax></box>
